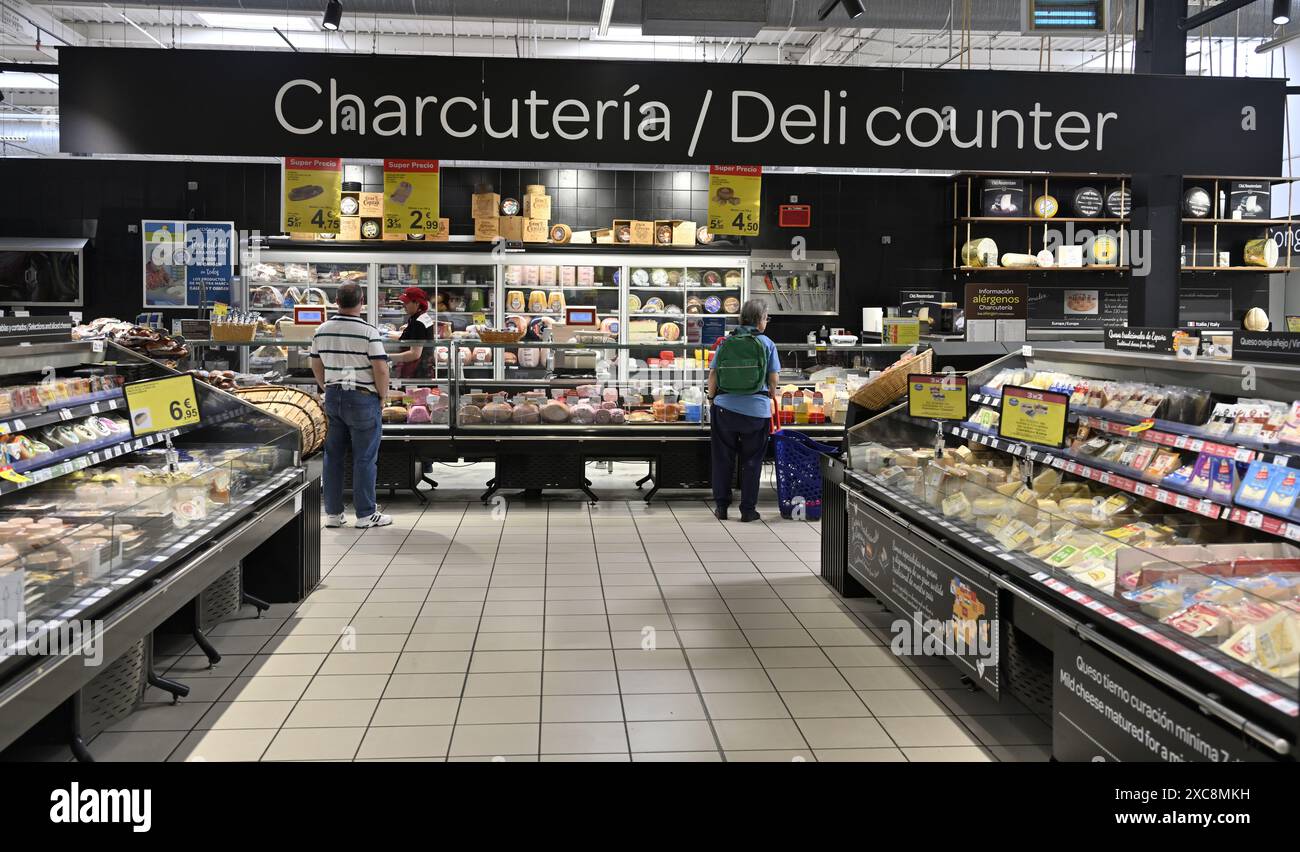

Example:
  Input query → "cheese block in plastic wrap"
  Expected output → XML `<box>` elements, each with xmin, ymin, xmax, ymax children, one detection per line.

<box><xmin>458</xmin><ymin>405</ymin><xmax>484</xmax><ymax>425</ymax></box>
<box><xmin>483</xmin><ymin>401</ymin><xmax>514</xmax><ymax>423</ymax></box>
<box><xmin>528</xmin><ymin>290</ymin><xmax>549</xmax><ymax>313</ymax></box>
<box><xmin>1000</xmin><ymin>253</ymin><xmax>1040</xmax><ymax>268</ymax></box>
<box><xmin>511</xmin><ymin>402</ymin><xmax>540</xmax><ymax>424</ymax></box>
<box><xmin>540</xmin><ymin>400</ymin><xmax>570</xmax><ymax>423</ymax></box>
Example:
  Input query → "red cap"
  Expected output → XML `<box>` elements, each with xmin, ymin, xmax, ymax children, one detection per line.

<box><xmin>398</xmin><ymin>287</ymin><xmax>429</xmax><ymax>305</ymax></box>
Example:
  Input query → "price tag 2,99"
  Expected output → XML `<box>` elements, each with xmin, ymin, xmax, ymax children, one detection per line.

<box><xmin>383</xmin><ymin>159</ymin><xmax>440</xmax><ymax>237</ymax></box>
<box><xmin>123</xmin><ymin>374</ymin><xmax>202</xmax><ymax>436</ymax></box>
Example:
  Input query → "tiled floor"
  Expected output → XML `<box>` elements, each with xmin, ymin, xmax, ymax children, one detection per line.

<box><xmin>74</xmin><ymin>462</ymin><xmax>1050</xmax><ymax>762</ymax></box>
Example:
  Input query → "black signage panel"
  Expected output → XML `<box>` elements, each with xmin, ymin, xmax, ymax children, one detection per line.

<box><xmin>58</xmin><ymin>47</ymin><xmax>1284</xmax><ymax>174</ymax></box>
<box><xmin>964</xmin><ymin>283</ymin><xmax>1027</xmax><ymax>321</ymax></box>
<box><xmin>1103</xmin><ymin>327</ymin><xmax>1176</xmax><ymax>353</ymax></box>
<box><xmin>846</xmin><ymin>496</ymin><xmax>1000</xmax><ymax>695</ymax></box>
<box><xmin>1028</xmin><ymin>287</ymin><xmax>1127</xmax><ymax>329</ymax></box>
<box><xmin>0</xmin><ymin>316</ymin><xmax>74</xmax><ymax>345</ymax></box>
<box><xmin>1179</xmin><ymin>288</ymin><xmax>1233</xmax><ymax>329</ymax></box>
<box><xmin>1053</xmin><ymin>630</ymin><xmax>1274</xmax><ymax>762</ymax></box>
<box><xmin>1233</xmin><ymin>330</ymin><xmax>1300</xmax><ymax>359</ymax></box>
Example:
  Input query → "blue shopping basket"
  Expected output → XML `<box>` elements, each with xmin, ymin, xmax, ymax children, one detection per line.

<box><xmin>771</xmin><ymin>429</ymin><xmax>841</xmax><ymax>520</ymax></box>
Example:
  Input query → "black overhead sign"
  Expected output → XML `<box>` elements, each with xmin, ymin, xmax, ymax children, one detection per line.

<box><xmin>57</xmin><ymin>47</ymin><xmax>1284</xmax><ymax>174</ymax></box>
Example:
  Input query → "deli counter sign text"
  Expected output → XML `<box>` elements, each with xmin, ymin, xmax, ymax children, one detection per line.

<box><xmin>59</xmin><ymin>48</ymin><xmax>1285</xmax><ymax>176</ymax></box>
<box><xmin>383</xmin><ymin>159</ymin><xmax>440</xmax><ymax>236</ymax></box>
<box><xmin>283</xmin><ymin>157</ymin><xmax>343</xmax><ymax>235</ymax></box>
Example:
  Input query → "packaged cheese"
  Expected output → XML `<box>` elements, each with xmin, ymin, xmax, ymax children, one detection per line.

<box><xmin>1236</xmin><ymin>461</ymin><xmax>1280</xmax><ymax>510</ymax></box>
<box><xmin>941</xmin><ymin>492</ymin><xmax>974</xmax><ymax>520</ymax></box>
<box><xmin>1165</xmin><ymin>603</ymin><xmax>1234</xmax><ymax>639</ymax></box>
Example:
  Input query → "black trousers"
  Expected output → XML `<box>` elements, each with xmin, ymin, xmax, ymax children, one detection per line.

<box><xmin>710</xmin><ymin>404</ymin><xmax>770</xmax><ymax>513</ymax></box>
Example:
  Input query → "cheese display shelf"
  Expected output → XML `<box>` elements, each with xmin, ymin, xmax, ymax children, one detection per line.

<box><xmin>237</xmin><ymin>242</ymin><xmax>748</xmax><ymax>345</ymax></box>
<box><xmin>0</xmin><ymin>339</ymin><xmax>318</xmax><ymax>755</ymax></box>
<box><xmin>841</xmin><ymin>346</ymin><xmax>1300</xmax><ymax>758</ymax></box>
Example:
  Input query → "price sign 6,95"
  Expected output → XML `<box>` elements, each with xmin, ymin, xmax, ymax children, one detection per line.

<box><xmin>124</xmin><ymin>375</ymin><xmax>203</xmax><ymax>436</ymax></box>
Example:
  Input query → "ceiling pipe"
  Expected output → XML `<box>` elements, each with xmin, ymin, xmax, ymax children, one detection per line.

<box><xmin>1181</xmin><ymin>0</ymin><xmax>1257</xmax><ymax>29</ymax></box>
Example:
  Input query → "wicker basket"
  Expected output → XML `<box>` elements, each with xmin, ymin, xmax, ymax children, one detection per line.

<box><xmin>850</xmin><ymin>348</ymin><xmax>933</xmax><ymax>411</ymax></box>
<box><xmin>231</xmin><ymin>385</ymin><xmax>327</xmax><ymax>456</ymax></box>
<box><xmin>211</xmin><ymin>323</ymin><xmax>258</xmax><ymax>343</ymax></box>
<box><xmin>477</xmin><ymin>329</ymin><xmax>525</xmax><ymax>343</ymax></box>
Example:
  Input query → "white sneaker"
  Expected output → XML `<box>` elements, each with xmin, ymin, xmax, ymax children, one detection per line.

<box><xmin>324</xmin><ymin>513</ymin><xmax>347</xmax><ymax>528</ymax></box>
<box><xmin>354</xmin><ymin>512</ymin><xmax>392</xmax><ymax>529</ymax></box>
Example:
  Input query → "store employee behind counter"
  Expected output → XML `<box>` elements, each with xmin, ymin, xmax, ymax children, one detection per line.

<box><xmin>708</xmin><ymin>299</ymin><xmax>780</xmax><ymax>523</ymax></box>
<box><xmin>387</xmin><ymin>286</ymin><xmax>435</xmax><ymax>378</ymax></box>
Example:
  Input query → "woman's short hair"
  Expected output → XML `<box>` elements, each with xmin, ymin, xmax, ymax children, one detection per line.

<box><xmin>740</xmin><ymin>299</ymin><xmax>769</xmax><ymax>327</ymax></box>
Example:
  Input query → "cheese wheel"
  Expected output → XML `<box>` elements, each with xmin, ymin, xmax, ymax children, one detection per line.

<box><xmin>961</xmin><ymin>238</ymin><xmax>998</xmax><ymax>268</ymax></box>
<box><xmin>1245</xmin><ymin>239</ymin><xmax>1279</xmax><ymax>268</ymax></box>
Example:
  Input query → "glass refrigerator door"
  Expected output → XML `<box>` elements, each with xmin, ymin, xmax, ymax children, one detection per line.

<box><xmin>246</xmin><ymin>255</ymin><xmax>369</xmax><ymax>317</ymax></box>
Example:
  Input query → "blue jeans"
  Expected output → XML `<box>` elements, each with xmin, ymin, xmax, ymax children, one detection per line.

<box><xmin>323</xmin><ymin>387</ymin><xmax>382</xmax><ymax>519</ymax></box>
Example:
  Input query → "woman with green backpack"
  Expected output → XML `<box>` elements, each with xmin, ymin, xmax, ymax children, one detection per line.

<box><xmin>707</xmin><ymin>299</ymin><xmax>781</xmax><ymax>522</ymax></box>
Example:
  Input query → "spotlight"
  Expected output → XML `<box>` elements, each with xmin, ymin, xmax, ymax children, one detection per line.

<box><xmin>817</xmin><ymin>0</ymin><xmax>865</xmax><ymax>21</ymax></box>
<box><xmin>322</xmin><ymin>0</ymin><xmax>342</xmax><ymax>31</ymax></box>
<box><xmin>1275</xmin><ymin>0</ymin><xmax>1291</xmax><ymax>25</ymax></box>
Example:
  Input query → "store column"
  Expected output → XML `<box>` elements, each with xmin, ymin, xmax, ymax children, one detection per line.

<box><xmin>1129</xmin><ymin>0</ymin><xmax>1187</xmax><ymax>327</ymax></box>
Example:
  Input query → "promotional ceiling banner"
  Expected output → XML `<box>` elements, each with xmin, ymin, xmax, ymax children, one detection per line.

<box><xmin>57</xmin><ymin>47</ymin><xmax>1283</xmax><ymax>174</ymax></box>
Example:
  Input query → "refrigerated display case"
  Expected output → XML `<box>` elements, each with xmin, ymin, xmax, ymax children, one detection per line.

<box><xmin>839</xmin><ymin>345</ymin><xmax>1300</xmax><ymax>761</ymax></box>
<box><xmin>0</xmin><ymin>339</ymin><xmax>318</xmax><ymax>757</ymax></box>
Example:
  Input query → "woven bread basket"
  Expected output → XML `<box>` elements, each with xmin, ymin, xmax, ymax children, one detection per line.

<box><xmin>850</xmin><ymin>348</ymin><xmax>933</xmax><ymax>411</ymax></box>
<box><xmin>230</xmin><ymin>385</ymin><xmax>327</xmax><ymax>456</ymax></box>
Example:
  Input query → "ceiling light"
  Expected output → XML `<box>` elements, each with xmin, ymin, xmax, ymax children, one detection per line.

<box><xmin>818</xmin><ymin>0</ymin><xmax>866</xmax><ymax>20</ymax></box>
<box><xmin>1274</xmin><ymin>0</ymin><xmax>1291</xmax><ymax>25</ymax></box>
<box><xmin>195</xmin><ymin>12</ymin><xmax>316</xmax><ymax>30</ymax></box>
<box><xmin>590</xmin><ymin>25</ymin><xmax>693</xmax><ymax>42</ymax></box>
<box><xmin>321</xmin><ymin>0</ymin><xmax>342</xmax><ymax>31</ymax></box>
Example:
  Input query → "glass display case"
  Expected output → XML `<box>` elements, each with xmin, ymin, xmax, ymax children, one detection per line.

<box><xmin>237</xmin><ymin>243</ymin><xmax>748</xmax><ymax>353</ymax></box>
<box><xmin>450</xmin><ymin>339</ymin><xmax>710</xmax><ymax>430</ymax></box>
<box><xmin>0</xmin><ymin>340</ymin><xmax>302</xmax><ymax>663</ymax></box>
<box><xmin>843</xmin><ymin>345</ymin><xmax>1300</xmax><ymax>743</ymax></box>
<box><xmin>243</xmin><ymin>248</ymin><xmax>370</xmax><ymax>318</ymax></box>
<box><xmin>749</xmin><ymin>249</ymin><xmax>839</xmax><ymax>316</ymax></box>
<box><xmin>376</xmin><ymin>255</ymin><xmax>498</xmax><ymax>381</ymax></box>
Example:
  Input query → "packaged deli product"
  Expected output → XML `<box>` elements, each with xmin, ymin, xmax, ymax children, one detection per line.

<box><xmin>1236</xmin><ymin>460</ymin><xmax>1281</xmax><ymax>510</ymax></box>
<box><xmin>1165</xmin><ymin>603</ymin><xmax>1234</xmax><ymax>639</ymax></box>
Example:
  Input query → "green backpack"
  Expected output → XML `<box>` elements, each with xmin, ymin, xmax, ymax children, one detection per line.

<box><xmin>714</xmin><ymin>328</ymin><xmax>770</xmax><ymax>395</ymax></box>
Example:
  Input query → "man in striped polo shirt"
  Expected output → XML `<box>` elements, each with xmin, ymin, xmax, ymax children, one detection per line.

<box><xmin>310</xmin><ymin>282</ymin><xmax>393</xmax><ymax>528</ymax></box>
